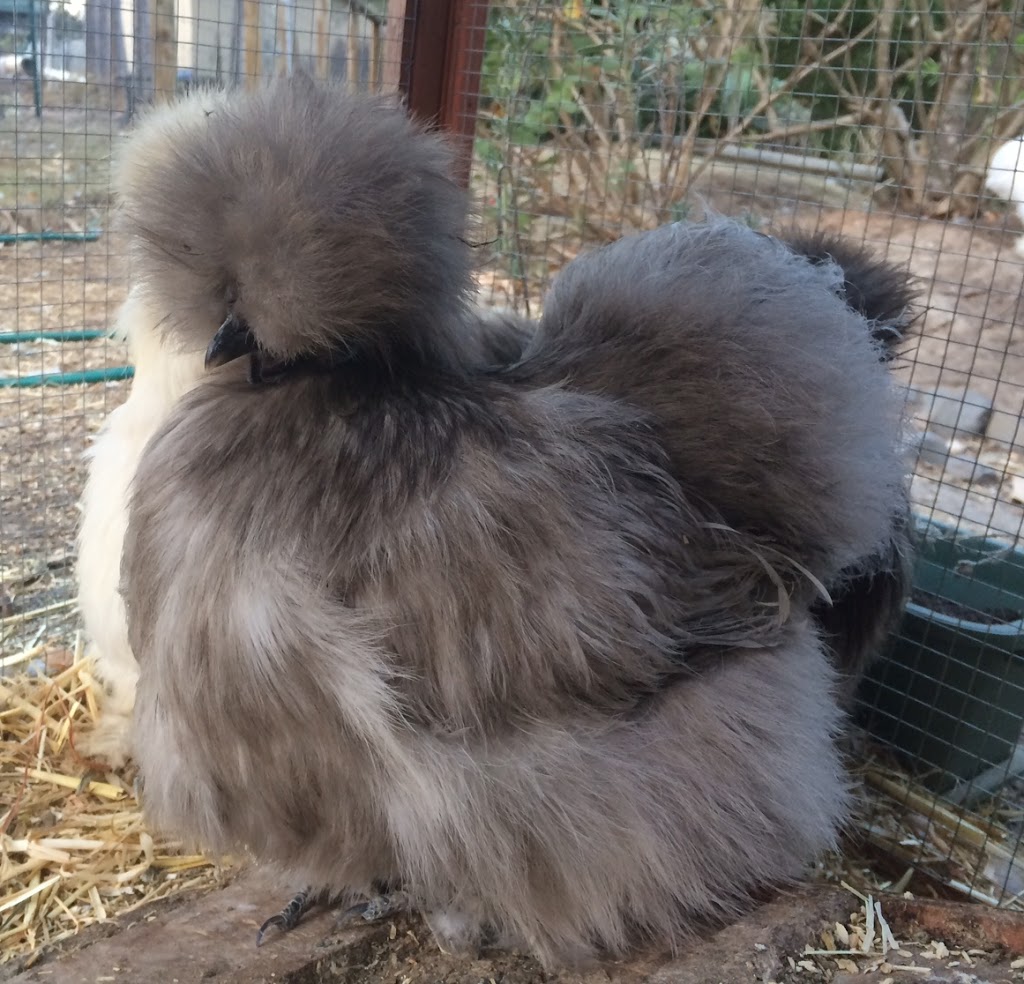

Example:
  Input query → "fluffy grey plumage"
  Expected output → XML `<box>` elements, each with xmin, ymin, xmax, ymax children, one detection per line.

<box><xmin>115</xmin><ymin>77</ymin><xmax>476</xmax><ymax>370</ymax></box>
<box><xmin>771</xmin><ymin>229</ymin><xmax>915</xmax><ymax>696</ymax></box>
<box><xmin>779</xmin><ymin>228</ymin><xmax>918</xmax><ymax>357</ymax></box>
<box><xmin>120</xmin><ymin>77</ymin><xmax>909</xmax><ymax>966</ymax></box>
<box><xmin>519</xmin><ymin>222</ymin><xmax>909</xmax><ymax>598</ymax></box>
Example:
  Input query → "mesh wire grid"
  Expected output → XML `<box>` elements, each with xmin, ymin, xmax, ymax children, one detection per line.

<box><xmin>1</xmin><ymin>0</ymin><xmax>1024</xmax><ymax>925</ymax></box>
<box><xmin>467</xmin><ymin>0</ymin><xmax>1024</xmax><ymax>910</ymax></box>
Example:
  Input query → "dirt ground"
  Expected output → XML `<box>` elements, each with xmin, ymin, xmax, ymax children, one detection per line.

<box><xmin>8</xmin><ymin>867</ymin><xmax>1024</xmax><ymax>984</ymax></box>
<box><xmin>809</xmin><ymin>207</ymin><xmax>1024</xmax><ymax>542</ymax></box>
<box><xmin>0</xmin><ymin>235</ymin><xmax>130</xmax><ymax>654</ymax></box>
<box><xmin>0</xmin><ymin>104</ymin><xmax>132</xmax><ymax>635</ymax></box>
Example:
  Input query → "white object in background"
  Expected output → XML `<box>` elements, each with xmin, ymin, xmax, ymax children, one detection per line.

<box><xmin>986</xmin><ymin>137</ymin><xmax>1024</xmax><ymax>258</ymax></box>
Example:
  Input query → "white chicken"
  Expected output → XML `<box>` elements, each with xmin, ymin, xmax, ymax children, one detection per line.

<box><xmin>76</xmin><ymin>288</ymin><xmax>204</xmax><ymax>765</ymax></box>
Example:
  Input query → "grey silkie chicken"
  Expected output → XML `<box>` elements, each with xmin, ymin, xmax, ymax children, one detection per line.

<box><xmin>119</xmin><ymin>75</ymin><xmax>911</xmax><ymax>967</ymax></box>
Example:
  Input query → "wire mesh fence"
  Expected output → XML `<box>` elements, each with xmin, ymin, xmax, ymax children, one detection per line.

<box><xmin>2</xmin><ymin>0</ymin><xmax>1024</xmax><ymax>958</ymax></box>
<box><xmin>467</xmin><ymin>0</ymin><xmax>1024</xmax><ymax>911</ymax></box>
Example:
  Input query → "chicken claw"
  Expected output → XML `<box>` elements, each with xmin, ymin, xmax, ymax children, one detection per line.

<box><xmin>256</xmin><ymin>887</ymin><xmax>316</xmax><ymax>946</ymax></box>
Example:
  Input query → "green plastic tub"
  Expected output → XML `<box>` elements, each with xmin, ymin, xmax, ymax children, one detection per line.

<box><xmin>858</xmin><ymin>517</ymin><xmax>1024</xmax><ymax>793</ymax></box>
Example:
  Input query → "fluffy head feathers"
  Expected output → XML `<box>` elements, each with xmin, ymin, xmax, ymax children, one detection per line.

<box><xmin>115</xmin><ymin>76</ymin><xmax>474</xmax><ymax>367</ymax></box>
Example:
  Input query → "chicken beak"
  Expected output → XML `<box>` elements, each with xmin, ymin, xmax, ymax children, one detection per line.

<box><xmin>205</xmin><ymin>314</ymin><xmax>256</xmax><ymax>369</ymax></box>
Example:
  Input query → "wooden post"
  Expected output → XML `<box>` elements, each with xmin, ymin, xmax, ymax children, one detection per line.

<box><xmin>369</xmin><ymin>19</ymin><xmax>380</xmax><ymax>89</ymax></box>
<box><xmin>85</xmin><ymin>0</ymin><xmax>113</xmax><ymax>82</ymax></box>
<box><xmin>153</xmin><ymin>0</ymin><xmax>176</xmax><ymax>101</ymax></box>
<box><xmin>229</xmin><ymin>0</ymin><xmax>242</xmax><ymax>80</ymax></box>
<box><xmin>441</xmin><ymin>0</ymin><xmax>490</xmax><ymax>182</ymax></box>
<box><xmin>109</xmin><ymin>0</ymin><xmax>129</xmax><ymax>112</ymax></box>
<box><xmin>380</xmin><ymin>0</ymin><xmax>404</xmax><ymax>94</ymax></box>
<box><xmin>242</xmin><ymin>0</ymin><xmax>261</xmax><ymax>86</ymax></box>
<box><xmin>275</xmin><ymin>0</ymin><xmax>288</xmax><ymax>76</ymax></box>
<box><xmin>346</xmin><ymin>12</ymin><xmax>359</xmax><ymax>88</ymax></box>
<box><xmin>132</xmin><ymin>0</ymin><xmax>154</xmax><ymax>112</ymax></box>
<box><xmin>314</xmin><ymin>0</ymin><xmax>331</xmax><ymax>80</ymax></box>
<box><xmin>27</xmin><ymin>0</ymin><xmax>41</xmax><ymax>116</ymax></box>
<box><xmin>381</xmin><ymin>0</ymin><xmax>491</xmax><ymax>186</ymax></box>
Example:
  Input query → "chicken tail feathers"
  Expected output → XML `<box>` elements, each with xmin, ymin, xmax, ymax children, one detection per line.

<box><xmin>778</xmin><ymin>229</ymin><xmax>918</xmax><ymax>360</ymax></box>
